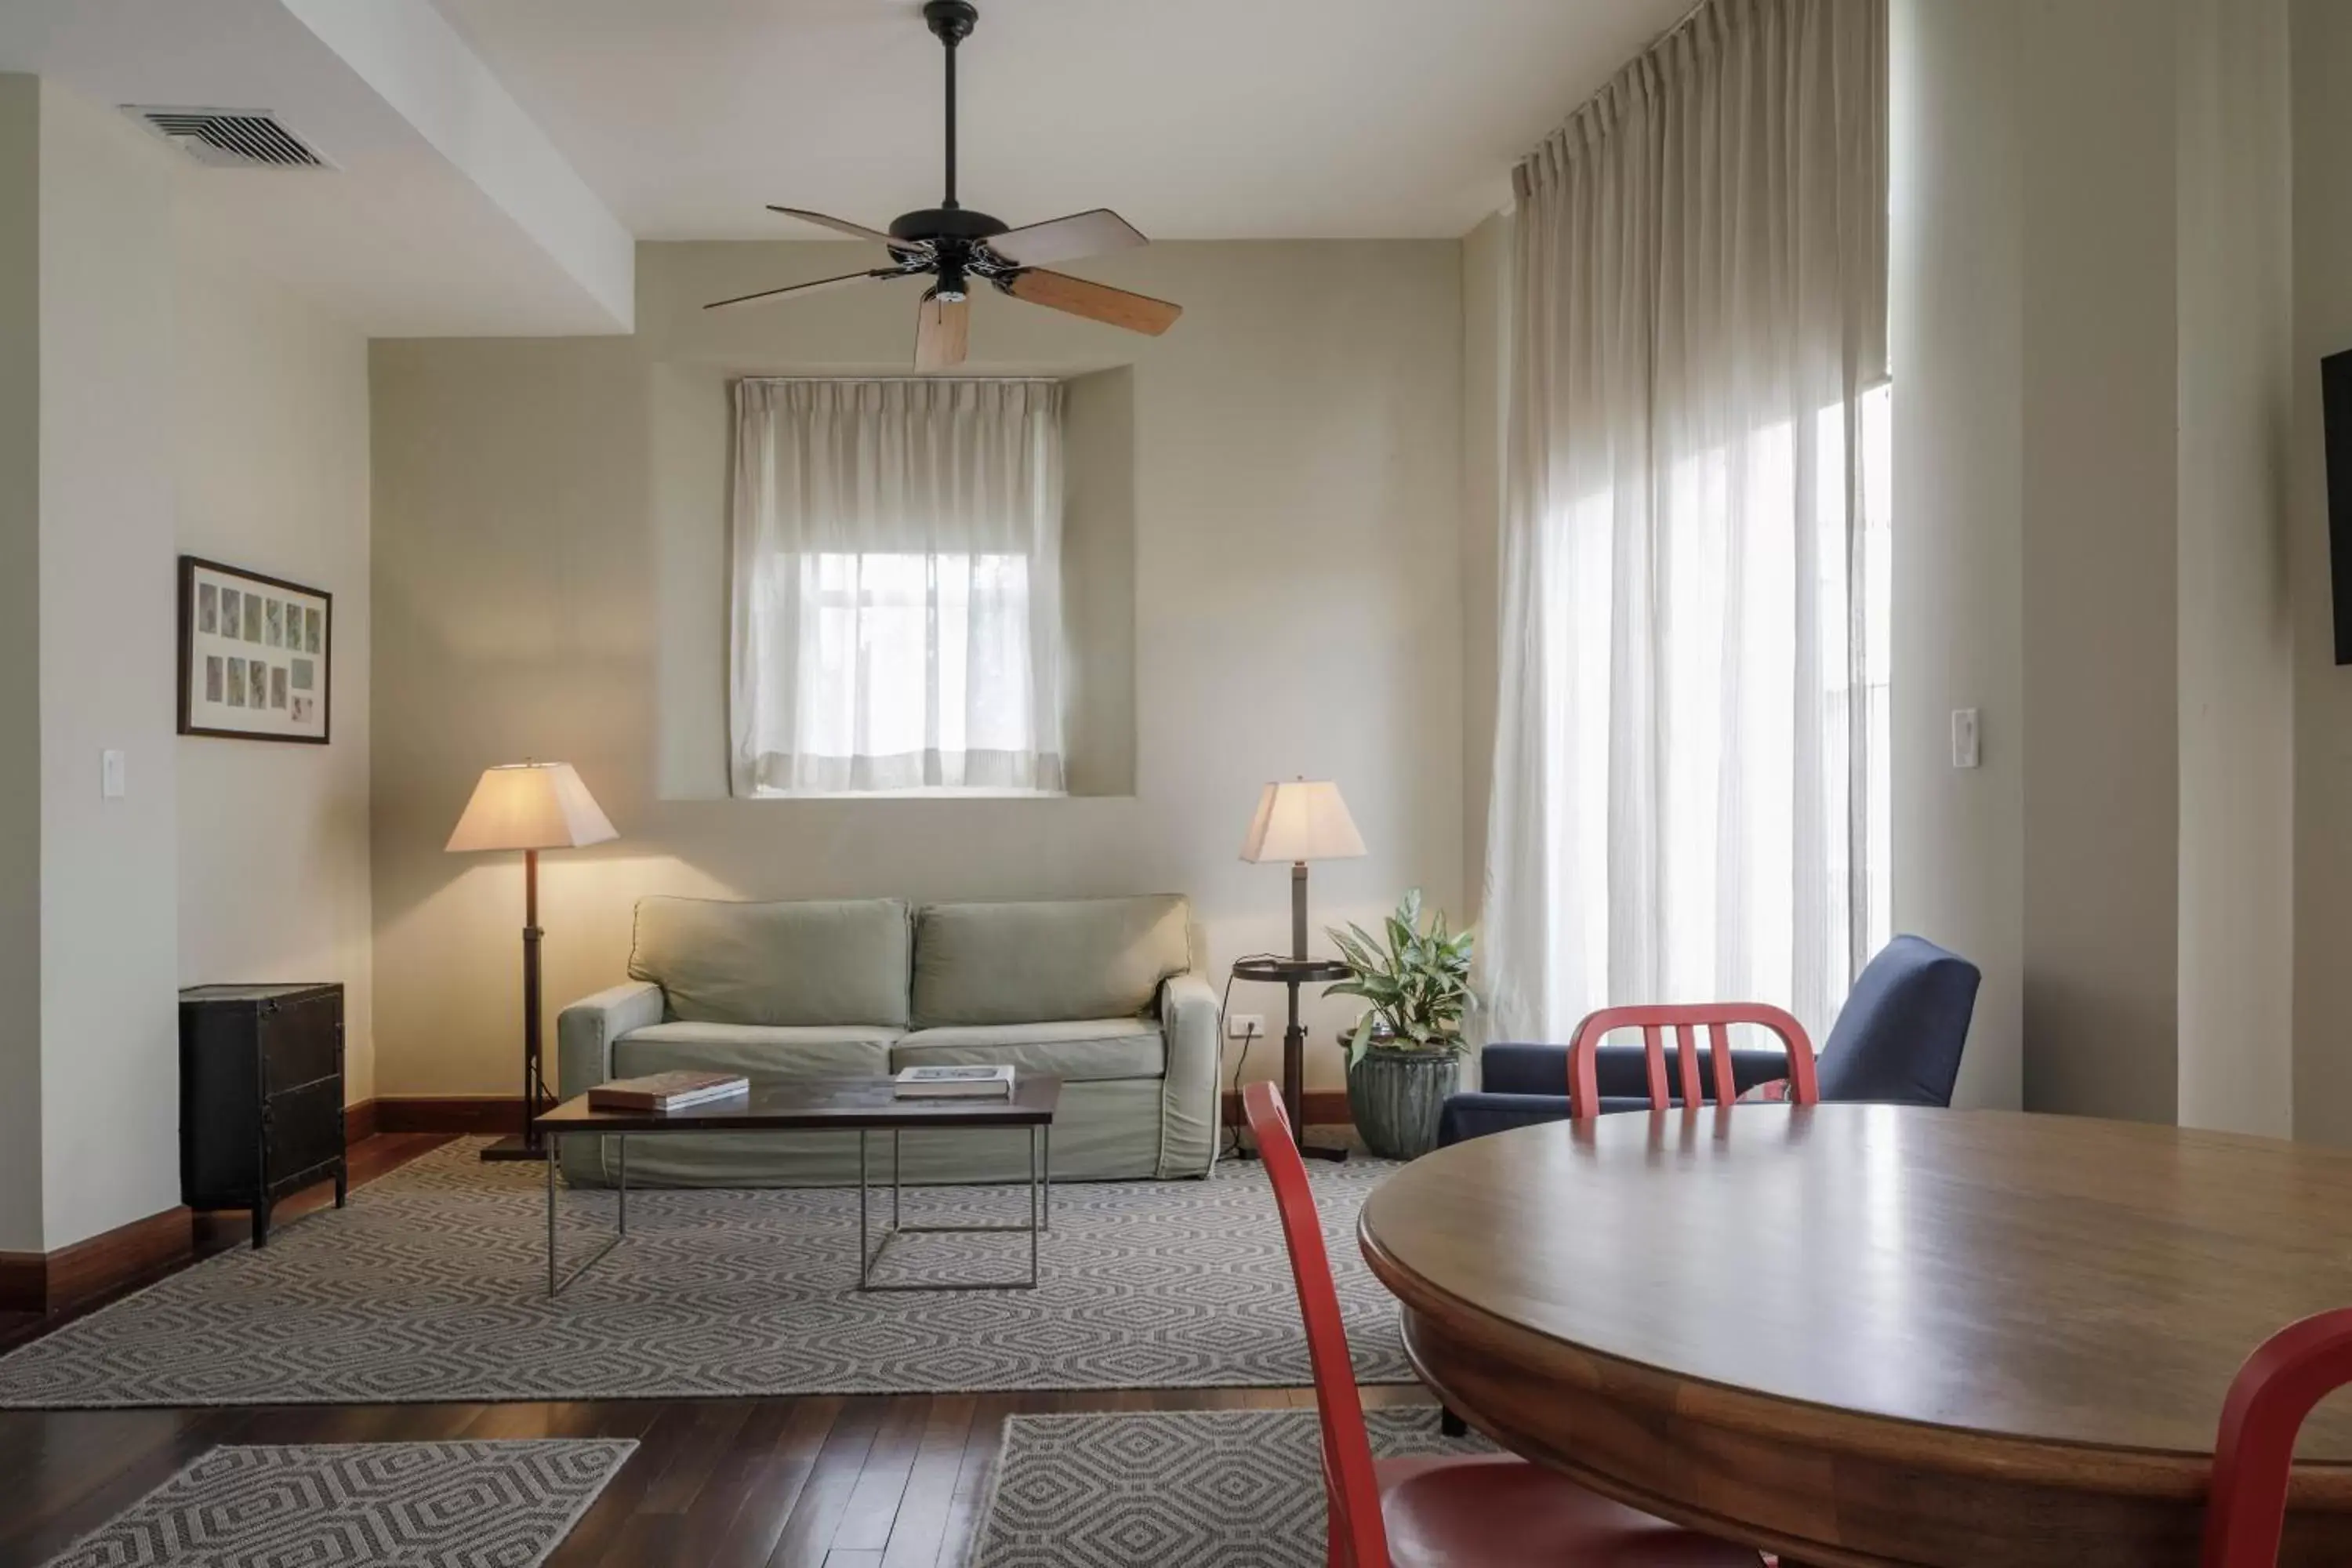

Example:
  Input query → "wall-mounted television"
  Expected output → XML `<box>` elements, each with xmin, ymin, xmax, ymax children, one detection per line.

<box><xmin>2323</xmin><ymin>349</ymin><xmax>2352</xmax><ymax>665</ymax></box>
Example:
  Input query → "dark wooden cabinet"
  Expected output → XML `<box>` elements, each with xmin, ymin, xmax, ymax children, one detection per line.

<box><xmin>179</xmin><ymin>982</ymin><xmax>347</xmax><ymax>1247</ymax></box>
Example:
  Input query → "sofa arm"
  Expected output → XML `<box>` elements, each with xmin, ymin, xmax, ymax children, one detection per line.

<box><xmin>554</xmin><ymin>981</ymin><xmax>663</xmax><ymax>1189</ymax></box>
<box><xmin>1156</xmin><ymin>971</ymin><xmax>1221</xmax><ymax>1177</ymax></box>
<box><xmin>556</xmin><ymin>981</ymin><xmax>665</xmax><ymax>1097</ymax></box>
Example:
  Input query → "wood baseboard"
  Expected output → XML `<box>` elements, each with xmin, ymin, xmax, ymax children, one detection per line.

<box><xmin>373</xmin><ymin>1096</ymin><xmax>525</xmax><ymax>1136</ymax></box>
<box><xmin>0</xmin><ymin>1204</ymin><xmax>194</xmax><ymax>1316</ymax></box>
<box><xmin>1221</xmin><ymin>1089</ymin><xmax>1352</xmax><ymax>1127</ymax></box>
<box><xmin>343</xmin><ymin>1097</ymin><xmax>379</xmax><ymax>1146</ymax></box>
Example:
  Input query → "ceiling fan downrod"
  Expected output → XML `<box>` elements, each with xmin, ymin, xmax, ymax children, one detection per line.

<box><xmin>925</xmin><ymin>0</ymin><xmax>978</xmax><ymax>212</ymax></box>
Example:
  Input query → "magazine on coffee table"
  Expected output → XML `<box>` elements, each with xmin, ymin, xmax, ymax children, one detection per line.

<box><xmin>894</xmin><ymin>1065</ymin><xmax>1015</xmax><ymax>1099</ymax></box>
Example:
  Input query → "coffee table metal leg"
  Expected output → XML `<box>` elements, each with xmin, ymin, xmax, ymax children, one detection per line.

<box><xmin>1043</xmin><ymin>1124</ymin><xmax>1051</xmax><ymax>1230</ymax></box>
<box><xmin>545</xmin><ymin>1131</ymin><xmax>628</xmax><ymax>1300</ymax></box>
<box><xmin>858</xmin><ymin>1122</ymin><xmax>1049</xmax><ymax>1291</ymax></box>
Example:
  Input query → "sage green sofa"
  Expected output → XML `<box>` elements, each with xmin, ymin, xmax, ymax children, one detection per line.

<box><xmin>554</xmin><ymin>894</ymin><xmax>1220</xmax><ymax>1188</ymax></box>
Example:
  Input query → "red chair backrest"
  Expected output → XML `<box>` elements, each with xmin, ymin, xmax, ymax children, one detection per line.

<box><xmin>1243</xmin><ymin>1081</ymin><xmax>1391</xmax><ymax>1568</ymax></box>
<box><xmin>1565</xmin><ymin>1003</ymin><xmax>1818</xmax><ymax>1120</ymax></box>
<box><xmin>2204</xmin><ymin>1308</ymin><xmax>2352</xmax><ymax>1566</ymax></box>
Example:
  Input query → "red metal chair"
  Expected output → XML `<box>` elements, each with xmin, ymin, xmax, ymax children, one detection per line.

<box><xmin>1565</xmin><ymin>1004</ymin><xmax>1819</xmax><ymax>1120</ymax></box>
<box><xmin>2203</xmin><ymin>1308</ymin><xmax>2352</xmax><ymax>1565</ymax></box>
<box><xmin>1242</xmin><ymin>1081</ymin><xmax>1759</xmax><ymax>1567</ymax></box>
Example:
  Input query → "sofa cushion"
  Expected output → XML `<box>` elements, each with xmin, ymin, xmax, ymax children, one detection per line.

<box><xmin>614</xmin><ymin>1022</ymin><xmax>898</xmax><ymax>1082</ymax></box>
<box><xmin>892</xmin><ymin>1020</ymin><xmax>1166</xmax><ymax>1083</ymax></box>
<box><xmin>910</xmin><ymin>895</ymin><xmax>1191</xmax><ymax>1028</ymax></box>
<box><xmin>629</xmin><ymin>896</ymin><xmax>910</xmax><ymax>1027</ymax></box>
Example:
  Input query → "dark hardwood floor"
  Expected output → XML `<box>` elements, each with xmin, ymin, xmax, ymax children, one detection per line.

<box><xmin>0</xmin><ymin>1132</ymin><xmax>1430</xmax><ymax>1568</ymax></box>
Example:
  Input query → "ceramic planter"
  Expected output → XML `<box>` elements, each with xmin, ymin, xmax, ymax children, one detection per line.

<box><xmin>1347</xmin><ymin>1044</ymin><xmax>1463</xmax><ymax>1160</ymax></box>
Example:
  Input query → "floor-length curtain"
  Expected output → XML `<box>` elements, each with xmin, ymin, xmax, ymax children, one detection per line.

<box><xmin>731</xmin><ymin>378</ymin><xmax>1065</xmax><ymax>795</ymax></box>
<box><xmin>1482</xmin><ymin>0</ymin><xmax>1889</xmax><ymax>1044</ymax></box>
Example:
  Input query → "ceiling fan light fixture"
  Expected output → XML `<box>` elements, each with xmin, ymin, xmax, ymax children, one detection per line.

<box><xmin>707</xmin><ymin>2</ymin><xmax>1185</xmax><ymax>354</ymax></box>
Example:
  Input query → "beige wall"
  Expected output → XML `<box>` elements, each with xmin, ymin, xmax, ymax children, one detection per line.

<box><xmin>371</xmin><ymin>240</ymin><xmax>1465</xmax><ymax>1099</ymax></box>
<box><xmin>1458</xmin><ymin>210</ymin><xmax>1508</xmax><ymax>940</ymax></box>
<box><xmin>1889</xmin><ymin>0</ymin><xmax>2027</xmax><ymax>1110</ymax></box>
<box><xmin>0</xmin><ymin>78</ymin><xmax>376</xmax><ymax>1252</ymax></box>
<box><xmin>2017</xmin><ymin>0</ymin><xmax>2182</xmax><ymax>1121</ymax></box>
<box><xmin>173</xmin><ymin>211</ymin><xmax>376</xmax><ymax>1103</ymax></box>
<box><xmin>0</xmin><ymin>75</ymin><xmax>42</xmax><ymax>1251</ymax></box>
<box><xmin>35</xmin><ymin>85</ymin><xmax>181</xmax><ymax>1248</ymax></box>
<box><xmin>2176</xmin><ymin>0</ymin><xmax>2294</xmax><ymax>1137</ymax></box>
<box><xmin>2292</xmin><ymin>0</ymin><xmax>2352</xmax><ymax>1145</ymax></box>
<box><xmin>1893</xmin><ymin>0</ymin><xmax>2300</xmax><ymax>1124</ymax></box>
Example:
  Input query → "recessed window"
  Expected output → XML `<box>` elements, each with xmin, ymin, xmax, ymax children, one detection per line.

<box><xmin>729</xmin><ymin>379</ymin><xmax>1067</xmax><ymax>796</ymax></box>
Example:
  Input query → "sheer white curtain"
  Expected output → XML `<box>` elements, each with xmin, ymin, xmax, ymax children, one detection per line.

<box><xmin>1483</xmin><ymin>0</ymin><xmax>1889</xmax><ymax>1044</ymax></box>
<box><xmin>730</xmin><ymin>379</ymin><xmax>1065</xmax><ymax>795</ymax></box>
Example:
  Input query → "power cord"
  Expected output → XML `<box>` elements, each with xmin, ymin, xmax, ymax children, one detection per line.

<box><xmin>1220</xmin><ymin>953</ymin><xmax>1284</xmax><ymax>1158</ymax></box>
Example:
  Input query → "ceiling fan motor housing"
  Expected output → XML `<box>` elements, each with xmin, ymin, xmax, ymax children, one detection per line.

<box><xmin>887</xmin><ymin>207</ymin><xmax>1007</xmax><ymax>245</ymax></box>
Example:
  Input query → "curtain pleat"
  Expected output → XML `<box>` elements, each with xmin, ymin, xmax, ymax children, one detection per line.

<box><xmin>729</xmin><ymin>379</ymin><xmax>1066</xmax><ymax>795</ymax></box>
<box><xmin>1483</xmin><ymin>0</ymin><xmax>1888</xmax><ymax>1045</ymax></box>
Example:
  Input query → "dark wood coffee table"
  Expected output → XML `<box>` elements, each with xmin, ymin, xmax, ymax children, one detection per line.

<box><xmin>533</xmin><ymin>1076</ymin><xmax>1062</xmax><ymax>1298</ymax></box>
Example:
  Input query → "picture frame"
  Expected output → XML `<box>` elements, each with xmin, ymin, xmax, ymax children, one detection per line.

<box><xmin>178</xmin><ymin>556</ymin><xmax>332</xmax><ymax>744</ymax></box>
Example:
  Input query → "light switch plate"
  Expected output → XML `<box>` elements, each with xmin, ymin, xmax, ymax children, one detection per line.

<box><xmin>100</xmin><ymin>750</ymin><xmax>126</xmax><ymax>798</ymax></box>
<box><xmin>1951</xmin><ymin>709</ymin><xmax>1981</xmax><ymax>770</ymax></box>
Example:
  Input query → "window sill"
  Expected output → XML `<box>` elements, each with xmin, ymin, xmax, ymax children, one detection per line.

<box><xmin>749</xmin><ymin>788</ymin><xmax>1070</xmax><ymax>800</ymax></box>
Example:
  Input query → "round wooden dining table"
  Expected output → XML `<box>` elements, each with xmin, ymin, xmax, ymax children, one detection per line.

<box><xmin>1356</xmin><ymin>1104</ymin><xmax>2352</xmax><ymax>1567</ymax></box>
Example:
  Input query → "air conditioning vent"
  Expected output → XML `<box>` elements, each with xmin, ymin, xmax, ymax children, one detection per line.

<box><xmin>122</xmin><ymin>107</ymin><xmax>331</xmax><ymax>170</ymax></box>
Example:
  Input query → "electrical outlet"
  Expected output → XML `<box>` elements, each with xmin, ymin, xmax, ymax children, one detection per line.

<box><xmin>1226</xmin><ymin>1013</ymin><xmax>1265</xmax><ymax>1041</ymax></box>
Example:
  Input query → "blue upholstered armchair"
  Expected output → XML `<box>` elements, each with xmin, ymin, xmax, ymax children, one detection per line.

<box><xmin>1436</xmin><ymin>935</ymin><xmax>1982</xmax><ymax>1148</ymax></box>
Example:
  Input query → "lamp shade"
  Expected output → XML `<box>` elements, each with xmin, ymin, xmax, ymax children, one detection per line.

<box><xmin>445</xmin><ymin>762</ymin><xmax>617</xmax><ymax>853</ymax></box>
<box><xmin>1239</xmin><ymin>779</ymin><xmax>1366</xmax><ymax>864</ymax></box>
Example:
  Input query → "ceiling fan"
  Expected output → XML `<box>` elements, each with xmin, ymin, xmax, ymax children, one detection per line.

<box><xmin>704</xmin><ymin>0</ymin><xmax>1183</xmax><ymax>370</ymax></box>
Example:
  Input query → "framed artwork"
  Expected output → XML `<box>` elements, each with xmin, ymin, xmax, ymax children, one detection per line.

<box><xmin>178</xmin><ymin>556</ymin><xmax>332</xmax><ymax>744</ymax></box>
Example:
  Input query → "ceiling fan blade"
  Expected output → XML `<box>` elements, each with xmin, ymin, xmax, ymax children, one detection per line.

<box><xmin>703</xmin><ymin>268</ymin><xmax>906</xmax><ymax>311</ymax></box>
<box><xmin>986</xmin><ymin>208</ymin><xmax>1149</xmax><ymax>268</ymax></box>
<box><xmin>764</xmin><ymin>206</ymin><xmax>920</xmax><ymax>249</ymax></box>
<box><xmin>1001</xmin><ymin>269</ymin><xmax>1181</xmax><ymax>336</ymax></box>
<box><xmin>916</xmin><ymin>292</ymin><xmax>971</xmax><ymax>370</ymax></box>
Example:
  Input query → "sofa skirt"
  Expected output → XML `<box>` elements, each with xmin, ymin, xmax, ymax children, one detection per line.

<box><xmin>554</xmin><ymin>1077</ymin><xmax>1176</xmax><ymax>1189</ymax></box>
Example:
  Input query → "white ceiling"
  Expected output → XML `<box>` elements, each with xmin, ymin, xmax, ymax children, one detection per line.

<box><xmin>431</xmin><ymin>0</ymin><xmax>1690</xmax><ymax>241</ymax></box>
<box><xmin>0</xmin><ymin>0</ymin><xmax>1685</xmax><ymax>335</ymax></box>
<box><xmin>0</xmin><ymin>0</ymin><xmax>633</xmax><ymax>336</ymax></box>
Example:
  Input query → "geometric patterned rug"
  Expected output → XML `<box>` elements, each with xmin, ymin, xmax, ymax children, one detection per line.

<box><xmin>36</xmin><ymin>1440</ymin><xmax>635</xmax><ymax>1568</ymax></box>
<box><xmin>0</xmin><ymin>1140</ymin><xmax>1412</xmax><ymax>1408</ymax></box>
<box><xmin>969</xmin><ymin>1406</ymin><xmax>1492</xmax><ymax>1567</ymax></box>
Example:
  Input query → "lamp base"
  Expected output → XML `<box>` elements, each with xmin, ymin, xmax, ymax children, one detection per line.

<box><xmin>479</xmin><ymin>1134</ymin><xmax>544</xmax><ymax>1163</ymax></box>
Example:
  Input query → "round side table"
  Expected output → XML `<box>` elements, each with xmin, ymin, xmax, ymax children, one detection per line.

<box><xmin>1229</xmin><ymin>955</ymin><xmax>1351</xmax><ymax>1162</ymax></box>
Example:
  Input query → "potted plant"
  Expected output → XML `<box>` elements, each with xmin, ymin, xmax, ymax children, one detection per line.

<box><xmin>1324</xmin><ymin>889</ymin><xmax>1476</xmax><ymax>1160</ymax></box>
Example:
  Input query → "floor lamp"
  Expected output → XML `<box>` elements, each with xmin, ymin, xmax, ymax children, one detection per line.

<box><xmin>446</xmin><ymin>761</ymin><xmax>618</xmax><ymax>1163</ymax></box>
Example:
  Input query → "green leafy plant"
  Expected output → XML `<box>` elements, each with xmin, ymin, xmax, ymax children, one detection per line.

<box><xmin>1323</xmin><ymin>888</ymin><xmax>1477</xmax><ymax>1069</ymax></box>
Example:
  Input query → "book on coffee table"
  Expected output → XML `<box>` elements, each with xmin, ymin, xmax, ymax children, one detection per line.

<box><xmin>894</xmin><ymin>1065</ymin><xmax>1015</xmax><ymax>1098</ymax></box>
<box><xmin>587</xmin><ymin>1071</ymin><xmax>751</xmax><ymax>1113</ymax></box>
